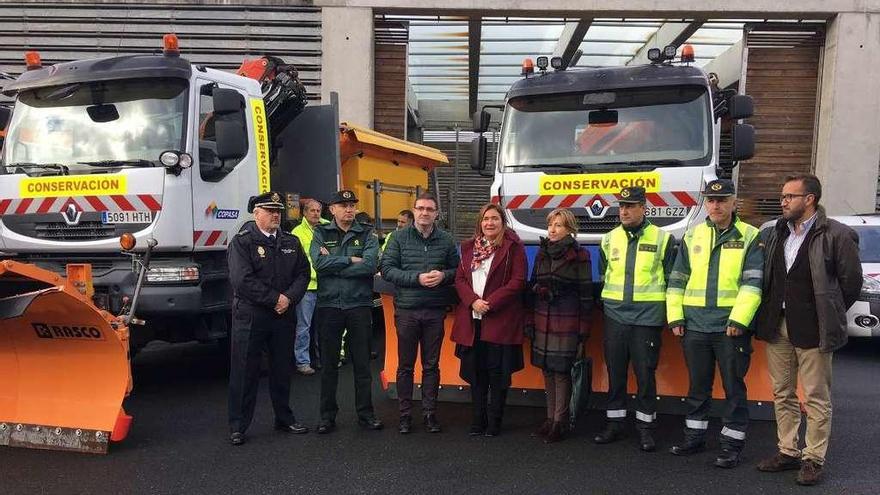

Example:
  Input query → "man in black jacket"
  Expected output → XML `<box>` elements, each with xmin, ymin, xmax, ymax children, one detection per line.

<box><xmin>380</xmin><ymin>193</ymin><xmax>459</xmax><ymax>434</ymax></box>
<box><xmin>227</xmin><ymin>191</ymin><xmax>311</xmax><ymax>446</ymax></box>
<box><xmin>753</xmin><ymin>174</ymin><xmax>862</xmax><ymax>485</ymax></box>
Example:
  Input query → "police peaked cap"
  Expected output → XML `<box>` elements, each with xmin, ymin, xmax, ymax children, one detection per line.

<box><xmin>248</xmin><ymin>191</ymin><xmax>285</xmax><ymax>212</ymax></box>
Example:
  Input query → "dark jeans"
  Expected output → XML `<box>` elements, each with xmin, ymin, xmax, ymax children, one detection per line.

<box><xmin>603</xmin><ymin>317</ymin><xmax>662</xmax><ymax>429</ymax></box>
<box><xmin>395</xmin><ymin>307</ymin><xmax>446</xmax><ymax>417</ymax></box>
<box><xmin>228</xmin><ymin>322</ymin><xmax>296</xmax><ymax>433</ymax></box>
<box><xmin>317</xmin><ymin>306</ymin><xmax>374</xmax><ymax>422</ymax></box>
<box><xmin>681</xmin><ymin>330</ymin><xmax>752</xmax><ymax>450</ymax></box>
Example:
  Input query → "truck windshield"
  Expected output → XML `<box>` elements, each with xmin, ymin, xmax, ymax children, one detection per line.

<box><xmin>2</xmin><ymin>78</ymin><xmax>187</xmax><ymax>174</ymax></box>
<box><xmin>499</xmin><ymin>85</ymin><xmax>711</xmax><ymax>171</ymax></box>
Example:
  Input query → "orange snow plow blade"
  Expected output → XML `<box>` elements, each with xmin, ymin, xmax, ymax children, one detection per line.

<box><xmin>0</xmin><ymin>260</ymin><xmax>132</xmax><ymax>454</ymax></box>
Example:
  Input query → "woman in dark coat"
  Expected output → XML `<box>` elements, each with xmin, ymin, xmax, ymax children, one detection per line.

<box><xmin>452</xmin><ymin>203</ymin><xmax>527</xmax><ymax>437</ymax></box>
<box><xmin>526</xmin><ymin>207</ymin><xmax>593</xmax><ymax>443</ymax></box>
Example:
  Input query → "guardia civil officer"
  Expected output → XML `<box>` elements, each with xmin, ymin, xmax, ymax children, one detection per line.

<box><xmin>227</xmin><ymin>191</ymin><xmax>311</xmax><ymax>446</ymax></box>
<box><xmin>666</xmin><ymin>179</ymin><xmax>764</xmax><ymax>468</ymax></box>
<box><xmin>311</xmin><ymin>190</ymin><xmax>383</xmax><ymax>433</ymax></box>
<box><xmin>594</xmin><ymin>186</ymin><xmax>675</xmax><ymax>452</ymax></box>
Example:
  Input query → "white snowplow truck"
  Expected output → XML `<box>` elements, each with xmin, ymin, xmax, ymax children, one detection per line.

<box><xmin>0</xmin><ymin>36</ymin><xmax>341</xmax><ymax>352</ymax></box>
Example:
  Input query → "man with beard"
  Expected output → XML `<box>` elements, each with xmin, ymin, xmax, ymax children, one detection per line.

<box><xmin>753</xmin><ymin>174</ymin><xmax>861</xmax><ymax>485</ymax></box>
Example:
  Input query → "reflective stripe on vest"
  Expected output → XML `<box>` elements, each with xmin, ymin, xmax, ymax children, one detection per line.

<box><xmin>601</xmin><ymin>223</ymin><xmax>670</xmax><ymax>302</ymax></box>
<box><xmin>679</xmin><ymin>219</ymin><xmax>761</xmax><ymax>326</ymax></box>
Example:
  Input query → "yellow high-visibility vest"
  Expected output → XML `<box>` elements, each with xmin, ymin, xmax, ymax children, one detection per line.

<box><xmin>667</xmin><ymin>218</ymin><xmax>762</xmax><ymax>327</ymax></box>
<box><xmin>601</xmin><ymin>223</ymin><xmax>670</xmax><ymax>302</ymax></box>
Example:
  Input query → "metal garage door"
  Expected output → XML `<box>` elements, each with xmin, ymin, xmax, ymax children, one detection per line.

<box><xmin>423</xmin><ymin>126</ymin><xmax>497</xmax><ymax>240</ymax></box>
<box><xmin>0</xmin><ymin>2</ymin><xmax>321</xmax><ymax>99</ymax></box>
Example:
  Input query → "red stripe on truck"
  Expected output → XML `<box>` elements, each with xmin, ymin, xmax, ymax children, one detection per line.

<box><xmin>138</xmin><ymin>194</ymin><xmax>162</xmax><ymax>211</ymax></box>
<box><xmin>15</xmin><ymin>198</ymin><xmax>33</xmax><ymax>215</ymax></box>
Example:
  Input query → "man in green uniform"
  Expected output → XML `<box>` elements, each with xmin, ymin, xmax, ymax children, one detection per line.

<box><xmin>594</xmin><ymin>186</ymin><xmax>675</xmax><ymax>452</ymax></box>
<box><xmin>667</xmin><ymin>179</ymin><xmax>764</xmax><ymax>468</ymax></box>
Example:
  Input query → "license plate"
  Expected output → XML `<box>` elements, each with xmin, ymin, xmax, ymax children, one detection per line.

<box><xmin>101</xmin><ymin>211</ymin><xmax>153</xmax><ymax>224</ymax></box>
<box><xmin>646</xmin><ymin>206</ymin><xmax>688</xmax><ymax>218</ymax></box>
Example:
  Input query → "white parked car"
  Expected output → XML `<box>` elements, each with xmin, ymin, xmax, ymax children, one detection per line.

<box><xmin>760</xmin><ymin>214</ymin><xmax>880</xmax><ymax>338</ymax></box>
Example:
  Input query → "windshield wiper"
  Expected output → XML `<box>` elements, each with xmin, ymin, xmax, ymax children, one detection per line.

<box><xmin>592</xmin><ymin>159</ymin><xmax>685</xmax><ymax>168</ymax></box>
<box><xmin>78</xmin><ymin>159</ymin><xmax>157</xmax><ymax>168</ymax></box>
<box><xmin>3</xmin><ymin>162</ymin><xmax>70</xmax><ymax>175</ymax></box>
<box><xmin>505</xmin><ymin>163</ymin><xmax>586</xmax><ymax>170</ymax></box>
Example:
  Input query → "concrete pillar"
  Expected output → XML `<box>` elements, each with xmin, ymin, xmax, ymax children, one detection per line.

<box><xmin>814</xmin><ymin>13</ymin><xmax>880</xmax><ymax>214</ymax></box>
<box><xmin>321</xmin><ymin>7</ymin><xmax>374</xmax><ymax>127</ymax></box>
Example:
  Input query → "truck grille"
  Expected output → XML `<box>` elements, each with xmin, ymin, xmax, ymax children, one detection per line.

<box><xmin>512</xmin><ymin>207</ymin><xmax>693</xmax><ymax>235</ymax></box>
<box><xmin>34</xmin><ymin>221</ymin><xmax>117</xmax><ymax>241</ymax></box>
<box><xmin>575</xmin><ymin>215</ymin><xmax>621</xmax><ymax>234</ymax></box>
<box><xmin>2</xmin><ymin>212</ymin><xmax>149</xmax><ymax>242</ymax></box>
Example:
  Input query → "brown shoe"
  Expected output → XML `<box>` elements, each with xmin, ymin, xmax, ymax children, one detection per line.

<box><xmin>544</xmin><ymin>421</ymin><xmax>568</xmax><ymax>444</ymax></box>
<box><xmin>531</xmin><ymin>419</ymin><xmax>553</xmax><ymax>438</ymax></box>
<box><xmin>757</xmin><ymin>452</ymin><xmax>801</xmax><ymax>472</ymax></box>
<box><xmin>796</xmin><ymin>460</ymin><xmax>823</xmax><ymax>486</ymax></box>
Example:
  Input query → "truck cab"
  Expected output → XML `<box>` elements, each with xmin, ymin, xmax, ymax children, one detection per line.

<box><xmin>472</xmin><ymin>47</ymin><xmax>754</xmax><ymax>268</ymax></box>
<box><xmin>0</xmin><ymin>44</ymin><xmax>268</xmax><ymax>349</ymax></box>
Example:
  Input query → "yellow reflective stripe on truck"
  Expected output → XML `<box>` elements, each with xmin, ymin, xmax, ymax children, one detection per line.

<box><xmin>250</xmin><ymin>97</ymin><xmax>271</xmax><ymax>194</ymax></box>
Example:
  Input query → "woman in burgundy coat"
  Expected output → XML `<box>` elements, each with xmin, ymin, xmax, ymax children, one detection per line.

<box><xmin>452</xmin><ymin>203</ymin><xmax>527</xmax><ymax>437</ymax></box>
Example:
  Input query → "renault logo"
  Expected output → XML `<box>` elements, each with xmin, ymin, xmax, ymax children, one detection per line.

<box><xmin>586</xmin><ymin>198</ymin><xmax>609</xmax><ymax>219</ymax></box>
<box><xmin>61</xmin><ymin>203</ymin><xmax>82</xmax><ymax>226</ymax></box>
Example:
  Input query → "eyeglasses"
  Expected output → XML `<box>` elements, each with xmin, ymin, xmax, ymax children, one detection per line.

<box><xmin>780</xmin><ymin>193</ymin><xmax>808</xmax><ymax>203</ymax></box>
<box><xmin>414</xmin><ymin>206</ymin><xmax>437</xmax><ymax>213</ymax></box>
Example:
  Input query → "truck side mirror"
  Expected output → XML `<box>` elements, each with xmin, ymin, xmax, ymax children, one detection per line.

<box><xmin>215</xmin><ymin>121</ymin><xmax>248</xmax><ymax>160</ymax></box>
<box><xmin>728</xmin><ymin>95</ymin><xmax>754</xmax><ymax>120</ymax></box>
<box><xmin>731</xmin><ymin>123</ymin><xmax>755</xmax><ymax>162</ymax></box>
<box><xmin>212</xmin><ymin>89</ymin><xmax>248</xmax><ymax>161</ymax></box>
<box><xmin>472</xmin><ymin>110</ymin><xmax>490</xmax><ymax>134</ymax></box>
<box><xmin>470</xmin><ymin>136</ymin><xmax>487</xmax><ymax>172</ymax></box>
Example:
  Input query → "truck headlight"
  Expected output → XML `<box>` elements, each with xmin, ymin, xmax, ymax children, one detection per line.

<box><xmin>861</xmin><ymin>275</ymin><xmax>880</xmax><ymax>295</ymax></box>
<box><xmin>146</xmin><ymin>266</ymin><xmax>200</xmax><ymax>283</ymax></box>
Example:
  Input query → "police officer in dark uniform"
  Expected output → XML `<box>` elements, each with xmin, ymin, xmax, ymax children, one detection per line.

<box><xmin>227</xmin><ymin>191</ymin><xmax>311</xmax><ymax>446</ymax></box>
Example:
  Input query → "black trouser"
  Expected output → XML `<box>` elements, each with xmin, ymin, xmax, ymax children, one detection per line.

<box><xmin>603</xmin><ymin>317</ymin><xmax>662</xmax><ymax>429</ymax></box>
<box><xmin>318</xmin><ymin>306</ymin><xmax>374</xmax><ymax>422</ymax></box>
<box><xmin>228</xmin><ymin>318</ymin><xmax>296</xmax><ymax>434</ymax></box>
<box><xmin>470</xmin><ymin>321</ymin><xmax>509</xmax><ymax>427</ymax></box>
<box><xmin>395</xmin><ymin>307</ymin><xmax>446</xmax><ymax>417</ymax></box>
<box><xmin>681</xmin><ymin>330</ymin><xmax>752</xmax><ymax>450</ymax></box>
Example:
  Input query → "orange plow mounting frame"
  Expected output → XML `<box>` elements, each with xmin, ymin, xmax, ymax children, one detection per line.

<box><xmin>0</xmin><ymin>260</ymin><xmax>133</xmax><ymax>454</ymax></box>
<box><xmin>380</xmin><ymin>295</ymin><xmax>776</xmax><ymax>420</ymax></box>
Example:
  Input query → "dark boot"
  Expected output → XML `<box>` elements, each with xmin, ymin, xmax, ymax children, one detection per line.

<box><xmin>638</xmin><ymin>428</ymin><xmax>656</xmax><ymax>452</ymax></box>
<box><xmin>593</xmin><ymin>421</ymin><xmax>625</xmax><ymax>444</ymax></box>
<box><xmin>485</xmin><ymin>386</ymin><xmax>507</xmax><ymax>437</ymax></box>
<box><xmin>424</xmin><ymin>414</ymin><xmax>442</xmax><ymax>433</ymax></box>
<box><xmin>532</xmin><ymin>419</ymin><xmax>553</xmax><ymax>438</ymax></box>
<box><xmin>398</xmin><ymin>415</ymin><xmax>412</xmax><ymax>435</ymax></box>
<box><xmin>544</xmin><ymin>421</ymin><xmax>568</xmax><ymax>444</ymax></box>
<box><xmin>469</xmin><ymin>389</ymin><xmax>488</xmax><ymax>436</ymax></box>
<box><xmin>669</xmin><ymin>436</ymin><xmax>707</xmax><ymax>456</ymax></box>
<box><xmin>714</xmin><ymin>448</ymin><xmax>742</xmax><ymax>469</ymax></box>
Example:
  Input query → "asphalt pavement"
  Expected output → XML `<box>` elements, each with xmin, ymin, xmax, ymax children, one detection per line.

<box><xmin>1</xmin><ymin>338</ymin><xmax>878</xmax><ymax>495</ymax></box>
